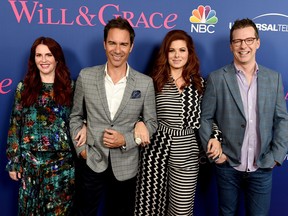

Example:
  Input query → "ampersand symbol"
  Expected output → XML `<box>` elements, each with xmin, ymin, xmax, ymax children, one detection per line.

<box><xmin>76</xmin><ymin>6</ymin><xmax>96</xmax><ymax>26</ymax></box>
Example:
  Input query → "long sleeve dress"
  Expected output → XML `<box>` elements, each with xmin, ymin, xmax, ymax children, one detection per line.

<box><xmin>6</xmin><ymin>81</ymin><xmax>75</xmax><ymax>216</ymax></box>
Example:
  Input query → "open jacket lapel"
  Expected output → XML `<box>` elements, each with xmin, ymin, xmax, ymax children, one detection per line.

<box><xmin>257</xmin><ymin>69</ymin><xmax>269</xmax><ymax>118</ymax></box>
<box><xmin>96</xmin><ymin>69</ymin><xmax>112</xmax><ymax>121</ymax></box>
<box><xmin>113</xmin><ymin>69</ymin><xmax>136</xmax><ymax>121</ymax></box>
<box><xmin>223</xmin><ymin>66</ymin><xmax>246</xmax><ymax>118</ymax></box>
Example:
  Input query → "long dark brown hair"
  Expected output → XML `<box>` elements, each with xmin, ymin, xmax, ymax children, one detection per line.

<box><xmin>21</xmin><ymin>37</ymin><xmax>72</xmax><ymax>107</ymax></box>
<box><xmin>151</xmin><ymin>30</ymin><xmax>203</xmax><ymax>94</ymax></box>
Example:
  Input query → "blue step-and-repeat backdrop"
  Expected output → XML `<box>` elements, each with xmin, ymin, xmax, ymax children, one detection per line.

<box><xmin>1</xmin><ymin>1</ymin><xmax>287</xmax><ymax>215</ymax></box>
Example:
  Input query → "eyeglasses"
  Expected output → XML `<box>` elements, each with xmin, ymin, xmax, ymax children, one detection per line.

<box><xmin>231</xmin><ymin>37</ymin><xmax>257</xmax><ymax>47</ymax></box>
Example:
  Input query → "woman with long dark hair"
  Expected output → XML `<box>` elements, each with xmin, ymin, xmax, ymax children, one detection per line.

<box><xmin>6</xmin><ymin>37</ymin><xmax>86</xmax><ymax>215</ymax></box>
<box><xmin>134</xmin><ymin>30</ymin><xmax>222</xmax><ymax>215</ymax></box>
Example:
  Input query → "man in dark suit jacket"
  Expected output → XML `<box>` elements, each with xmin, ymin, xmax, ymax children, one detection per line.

<box><xmin>199</xmin><ymin>18</ymin><xmax>288</xmax><ymax>216</ymax></box>
<box><xmin>70</xmin><ymin>17</ymin><xmax>157</xmax><ymax>216</ymax></box>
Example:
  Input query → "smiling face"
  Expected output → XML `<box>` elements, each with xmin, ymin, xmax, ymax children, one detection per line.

<box><xmin>230</xmin><ymin>26</ymin><xmax>260</xmax><ymax>67</ymax></box>
<box><xmin>104</xmin><ymin>28</ymin><xmax>133</xmax><ymax>71</ymax></box>
<box><xmin>168</xmin><ymin>39</ymin><xmax>189</xmax><ymax>72</ymax></box>
<box><xmin>35</xmin><ymin>44</ymin><xmax>57</xmax><ymax>82</ymax></box>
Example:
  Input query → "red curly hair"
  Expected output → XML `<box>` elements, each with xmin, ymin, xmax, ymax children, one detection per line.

<box><xmin>151</xmin><ymin>30</ymin><xmax>203</xmax><ymax>94</ymax></box>
<box><xmin>21</xmin><ymin>37</ymin><xmax>72</xmax><ymax>107</ymax></box>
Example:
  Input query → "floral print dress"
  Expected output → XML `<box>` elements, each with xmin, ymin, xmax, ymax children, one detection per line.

<box><xmin>6</xmin><ymin>81</ymin><xmax>75</xmax><ymax>216</ymax></box>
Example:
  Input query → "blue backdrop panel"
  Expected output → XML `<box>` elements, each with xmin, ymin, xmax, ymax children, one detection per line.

<box><xmin>1</xmin><ymin>1</ymin><xmax>287</xmax><ymax>215</ymax></box>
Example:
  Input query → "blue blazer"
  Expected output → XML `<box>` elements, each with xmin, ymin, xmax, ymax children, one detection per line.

<box><xmin>199</xmin><ymin>63</ymin><xmax>288</xmax><ymax>167</ymax></box>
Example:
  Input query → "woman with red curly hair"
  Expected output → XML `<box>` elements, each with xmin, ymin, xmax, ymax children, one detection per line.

<box><xmin>6</xmin><ymin>37</ymin><xmax>86</xmax><ymax>215</ymax></box>
<box><xmin>134</xmin><ymin>30</ymin><xmax>221</xmax><ymax>215</ymax></box>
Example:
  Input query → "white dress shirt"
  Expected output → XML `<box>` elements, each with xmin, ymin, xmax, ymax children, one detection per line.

<box><xmin>104</xmin><ymin>64</ymin><xmax>129</xmax><ymax>120</ymax></box>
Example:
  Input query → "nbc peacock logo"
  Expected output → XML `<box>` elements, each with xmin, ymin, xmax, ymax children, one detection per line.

<box><xmin>189</xmin><ymin>5</ymin><xmax>218</xmax><ymax>33</ymax></box>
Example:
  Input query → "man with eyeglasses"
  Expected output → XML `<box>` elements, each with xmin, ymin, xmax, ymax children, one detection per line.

<box><xmin>199</xmin><ymin>18</ymin><xmax>288</xmax><ymax>215</ymax></box>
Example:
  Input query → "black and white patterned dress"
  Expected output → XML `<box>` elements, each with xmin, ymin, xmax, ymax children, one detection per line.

<box><xmin>135</xmin><ymin>78</ymin><xmax>203</xmax><ymax>216</ymax></box>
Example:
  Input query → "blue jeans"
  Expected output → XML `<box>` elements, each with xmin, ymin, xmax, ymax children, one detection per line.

<box><xmin>215</xmin><ymin>162</ymin><xmax>272</xmax><ymax>216</ymax></box>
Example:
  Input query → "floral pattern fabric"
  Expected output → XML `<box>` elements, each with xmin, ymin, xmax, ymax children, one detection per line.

<box><xmin>6</xmin><ymin>81</ymin><xmax>75</xmax><ymax>216</ymax></box>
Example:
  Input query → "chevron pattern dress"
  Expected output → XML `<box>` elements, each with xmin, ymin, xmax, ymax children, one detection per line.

<box><xmin>135</xmin><ymin>78</ymin><xmax>204</xmax><ymax>216</ymax></box>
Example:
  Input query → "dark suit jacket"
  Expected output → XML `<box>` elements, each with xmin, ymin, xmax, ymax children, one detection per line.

<box><xmin>200</xmin><ymin>63</ymin><xmax>288</xmax><ymax>167</ymax></box>
<box><xmin>70</xmin><ymin>64</ymin><xmax>157</xmax><ymax>181</ymax></box>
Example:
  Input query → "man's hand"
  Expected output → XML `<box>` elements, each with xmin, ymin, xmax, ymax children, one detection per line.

<box><xmin>103</xmin><ymin>128</ymin><xmax>125</xmax><ymax>148</ymax></box>
<box><xmin>215</xmin><ymin>153</ymin><xmax>228</xmax><ymax>164</ymax></box>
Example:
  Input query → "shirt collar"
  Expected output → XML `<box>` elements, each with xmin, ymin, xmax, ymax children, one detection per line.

<box><xmin>234</xmin><ymin>63</ymin><xmax>259</xmax><ymax>75</ymax></box>
<box><xmin>104</xmin><ymin>62</ymin><xmax>130</xmax><ymax>79</ymax></box>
